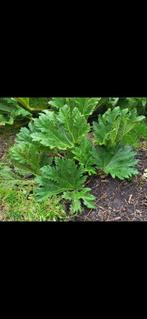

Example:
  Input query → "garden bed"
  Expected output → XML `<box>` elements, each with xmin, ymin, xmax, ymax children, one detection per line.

<box><xmin>1</xmin><ymin>126</ymin><xmax>147</xmax><ymax>222</ymax></box>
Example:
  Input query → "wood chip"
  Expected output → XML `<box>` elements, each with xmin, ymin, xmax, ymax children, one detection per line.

<box><xmin>128</xmin><ymin>194</ymin><xmax>133</xmax><ymax>204</ymax></box>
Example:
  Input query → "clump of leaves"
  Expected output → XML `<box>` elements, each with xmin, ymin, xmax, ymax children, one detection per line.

<box><xmin>92</xmin><ymin>107</ymin><xmax>145</xmax><ymax>179</ymax></box>
<box><xmin>30</xmin><ymin>106</ymin><xmax>90</xmax><ymax>149</ymax></box>
<box><xmin>0</xmin><ymin>98</ymin><xmax>31</xmax><ymax>126</ymax></box>
<box><xmin>8</xmin><ymin>99</ymin><xmax>147</xmax><ymax>215</ymax></box>
<box><xmin>49</xmin><ymin>97</ymin><xmax>101</xmax><ymax>118</ymax></box>
<box><xmin>9</xmin><ymin>126</ymin><xmax>53</xmax><ymax>176</ymax></box>
<box><xmin>0</xmin><ymin>97</ymin><xmax>51</xmax><ymax>127</ymax></box>
<box><xmin>125</xmin><ymin>98</ymin><xmax>147</xmax><ymax>115</ymax></box>
<box><xmin>35</xmin><ymin>158</ymin><xmax>96</xmax><ymax>213</ymax></box>
<box><xmin>93</xmin><ymin>107</ymin><xmax>145</xmax><ymax>148</ymax></box>
<box><xmin>15</xmin><ymin>97</ymin><xmax>50</xmax><ymax>112</ymax></box>
<box><xmin>92</xmin><ymin>145</ymin><xmax>139</xmax><ymax>180</ymax></box>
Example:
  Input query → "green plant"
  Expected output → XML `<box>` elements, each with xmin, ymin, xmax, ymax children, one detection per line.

<box><xmin>0</xmin><ymin>97</ymin><xmax>51</xmax><ymax>127</ymax></box>
<box><xmin>0</xmin><ymin>98</ymin><xmax>31</xmax><ymax>126</ymax></box>
<box><xmin>9</xmin><ymin>99</ymin><xmax>98</xmax><ymax>213</ymax></box>
<box><xmin>49</xmin><ymin>97</ymin><xmax>101</xmax><ymax>118</ymax></box>
<box><xmin>8</xmin><ymin>98</ymin><xmax>147</xmax><ymax>215</ymax></box>
<box><xmin>9</xmin><ymin>126</ymin><xmax>53</xmax><ymax>176</ymax></box>
<box><xmin>72</xmin><ymin>138</ymin><xmax>96</xmax><ymax>175</ymax></box>
<box><xmin>93</xmin><ymin>107</ymin><xmax>145</xmax><ymax>148</ymax></box>
<box><xmin>108</xmin><ymin>98</ymin><xmax>147</xmax><ymax>116</ymax></box>
<box><xmin>15</xmin><ymin>97</ymin><xmax>50</xmax><ymax>112</ymax></box>
<box><xmin>1</xmin><ymin>97</ymin><xmax>147</xmax><ymax>128</ymax></box>
<box><xmin>91</xmin><ymin>97</ymin><xmax>147</xmax><ymax>117</ymax></box>
<box><xmin>92</xmin><ymin>145</ymin><xmax>139</xmax><ymax>180</ymax></box>
<box><xmin>30</xmin><ymin>106</ymin><xmax>90</xmax><ymax>149</ymax></box>
<box><xmin>35</xmin><ymin>158</ymin><xmax>95</xmax><ymax>213</ymax></box>
<box><xmin>92</xmin><ymin>107</ymin><xmax>145</xmax><ymax>179</ymax></box>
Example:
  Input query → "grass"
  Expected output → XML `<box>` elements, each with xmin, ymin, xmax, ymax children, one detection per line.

<box><xmin>0</xmin><ymin>125</ymin><xmax>67</xmax><ymax>222</ymax></box>
<box><xmin>0</xmin><ymin>184</ymin><xmax>67</xmax><ymax>221</ymax></box>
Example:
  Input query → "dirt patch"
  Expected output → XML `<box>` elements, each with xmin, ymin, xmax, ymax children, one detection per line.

<box><xmin>74</xmin><ymin>148</ymin><xmax>147</xmax><ymax>221</ymax></box>
<box><xmin>0</xmin><ymin>126</ymin><xmax>19</xmax><ymax>160</ymax></box>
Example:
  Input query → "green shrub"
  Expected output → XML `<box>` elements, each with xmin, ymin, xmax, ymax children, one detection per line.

<box><xmin>8</xmin><ymin>99</ymin><xmax>147</xmax><ymax>214</ymax></box>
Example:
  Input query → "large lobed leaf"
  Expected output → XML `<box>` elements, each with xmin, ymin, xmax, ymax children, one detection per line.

<box><xmin>9</xmin><ymin>126</ymin><xmax>53</xmax><ymax>175</ymax></box>
<box><xmin>35</xmin><ymin>158</ymin><xmax>95</xmax><ymax>213</ymax></box>
<box><xmin>63</xmin><ymin>188</ymin><xmax>96</xmax><ymax>213</ymax></box>
<box><xmin>93</xmin><ymin>106</ymin><xmax>145</xmax><ymax>148</ymax></box>
<box><xmin>49</xmin><ymin>97</ymin><xmax>100</xmax><ymax>118</ymax></box>
<box><xmin>35</xmin><ymin>158</ymin><xmax>86</xmax><ymax>196</ymax></box>
<box><xmin>30</xmin><ymin>105</ymin><xmax>90</xmax><ymax>149</ymax></box>
<box><xmin>92</xmin><ymin>145</ymin><xmax>139</xmax><ymax>180</ymax></box>
<box><xmin>10</xmin><ymin>142</ymin><xmax>48</xmax><ymax>175</ymax></box>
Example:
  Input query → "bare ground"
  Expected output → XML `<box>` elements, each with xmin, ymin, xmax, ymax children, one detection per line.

<box><xmin>74</xmin><ymin>147</ymin><xmax>147</xmax><ymax>221</ymax></box>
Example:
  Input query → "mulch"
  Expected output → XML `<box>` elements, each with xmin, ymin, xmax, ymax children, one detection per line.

<box><xmin>74</xmin><ymin>147</ymin><xmax>147</xmax><ymax>221</ymax></box>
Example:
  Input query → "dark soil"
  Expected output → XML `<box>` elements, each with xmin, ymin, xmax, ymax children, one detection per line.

<box><xmin>74</xmin><ymin>146</ymin><xmax>147</xmax><ymax>221</ymax></box>
<box><xmin>0</xmin><ymin>126</ymin><xmax>18</xmax><ymax>160</ymax></box>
